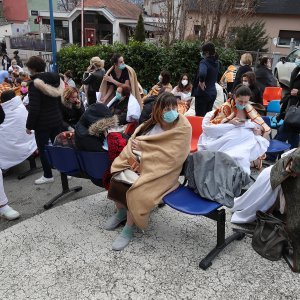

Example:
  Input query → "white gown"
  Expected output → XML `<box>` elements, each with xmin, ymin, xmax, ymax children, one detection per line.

<box><xmin>231</xmin><ymin>166</ymin><xmax>281</xmax><ymax>223</ymax></box>
<box><xmin>198</xmin><ymin>111</ymin><xmax>269</xmax><ymax>174</ymax></box>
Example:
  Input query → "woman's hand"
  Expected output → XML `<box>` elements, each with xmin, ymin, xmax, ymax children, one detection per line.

<box><xmin>103</xmin><ymin>74</ymin><xmax>113</xmax><ymax>83</ymax></box>
<box><xmin>131</xmin><ymin>139</ymin><xmax>141</xmax><ymax>151</ymax></box>
<box><xmin>291</xmin><ymin>88</ymin><xmax>299</xmax><ymax>96</ymax></box>
<box><xmin>229</xmin><ymin>117</ymin><xmax>244</xmax><ymax>126</ymax></box>
<box><xmin>198</xmin><ymin>81</ymin><xmax>206</xmax><ymax>91</ymax></box>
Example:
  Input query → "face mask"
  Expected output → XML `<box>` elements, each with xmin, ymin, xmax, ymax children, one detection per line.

<box><xmin>102</xmin><ymin>138</ymin><xmax>108</xmax><ymax>151</ymax></box>
<box><xmin>158</xmin><ymin>75</ymin><xmax>162</xmax><ymax>82</ymax></box>
<box><xmin>242</xmin><ymin>81</ymin><xmax>249</xmax><ymax>87</ymax></box>
<box><xmin>181</xmin><ymin>80</ymin><xmax>188</xmax><ymax>86</ymax></box>
<box><xmin>235</xmin><ymin>103</ymin><xmax>246</xmax><ymax>110</ymax></box>
<box><xmin>163</xmin><ymin>110</ymin><xmax>179</xmax><ymax>123</ymax></box>
<box><xmin>118</xmin><ymin>63</ymin><xmax>126</xmax><ymax>70</ymax></box>
<box><xmin>295</xmin><ymin>58</ymin><xmax>300</xmax><ymax>67</ymax></box>
<box><xmin>115</xmin><ymin>92</ymin><xmax>122</xmax><ymax>100</ymax></box>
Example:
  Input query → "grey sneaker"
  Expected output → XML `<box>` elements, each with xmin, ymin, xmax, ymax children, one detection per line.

<box><xmin>112</xmin><ymin>232</ymin><xmax>133</xmax><ymax>251</ymax></box>
<box><xmin>103</xmin><ymin>214</ymin><xmax>126</xmax><ymax>231</ymax></box>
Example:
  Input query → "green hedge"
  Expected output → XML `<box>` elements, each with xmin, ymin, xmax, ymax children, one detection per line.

<box><xmin>57</xmin><ymin>41</ymin><xmax>238</xmax><ymax>90</ymax></box>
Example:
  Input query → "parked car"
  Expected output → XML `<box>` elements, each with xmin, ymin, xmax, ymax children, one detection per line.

<box><xmin>274</xmin><ymin>48</ymin><xmax>300</xmax><ymax>87</ymax></box>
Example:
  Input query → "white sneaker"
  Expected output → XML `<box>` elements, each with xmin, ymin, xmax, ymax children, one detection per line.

<box><xmin>34</xmin><ymin>176</ymin><xmax>54</xmax><ymax>185</ymax></box>
<box><xmin>0</xmin><ymin>205</ymin><xmax>20</xmax><ymax>220</ymax></box>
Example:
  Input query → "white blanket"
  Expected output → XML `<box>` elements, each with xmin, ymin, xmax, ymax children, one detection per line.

<box><xmin>198</xmin><ymin>111</ymin><xmax>269</xmax><ymax>174</ymax></box>
<box><xmin>0</xmin><ymin>96</ymin><xmax>37</xmax><ymax>169</ymax></box>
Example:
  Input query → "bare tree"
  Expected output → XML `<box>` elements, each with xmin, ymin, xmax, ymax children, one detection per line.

<box><xmin>58</xmin><ymin>0</ymin><xmax>81</xmax><ymax>12</ymax></box>
<box><xmin>188</xmin><ymin>0</ymin><xmax>257</xmax><ymax>42</ymax></box>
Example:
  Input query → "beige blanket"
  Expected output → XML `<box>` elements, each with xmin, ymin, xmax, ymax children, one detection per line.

<box><xmin>99</xmin><ymin>65</ymin><xmax>142</xmax><ymax>107</ymax></box>
<box><xmin>111</xmin><ymin>114</ymin><xmax>192</xmax><ymax>229</ymax></box>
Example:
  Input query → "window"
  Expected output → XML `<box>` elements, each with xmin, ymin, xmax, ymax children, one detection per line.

<box><xmin>278</xmin><ymin>30</ymin><xmax>300</xmax><ymax>46</ymax></box>
<box><xmin>194</xmin><ymin>25</ymin><xmax>202</xmax><ymax>37</ymax></box>
<box><xmin>286</xmin><ymin>49</ymin><xmax>300</xmax><ymax>63</ymax></box>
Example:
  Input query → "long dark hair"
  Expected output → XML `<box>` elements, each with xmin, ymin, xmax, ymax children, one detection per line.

<box><xmin>177</xmin><ymin>73</ymin><xmax>192</xmax><ymax>92</ymax></box>
<box><xmin>139</xmin><ymin>92</ymin><xmax>178</xmax><ymax>134</ymax></box>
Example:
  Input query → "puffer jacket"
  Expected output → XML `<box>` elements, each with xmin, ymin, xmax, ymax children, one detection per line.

<box><xmin>26</xmin><ymin>72</ymin><xmax>64</xmax><ymax>131</ymax></box>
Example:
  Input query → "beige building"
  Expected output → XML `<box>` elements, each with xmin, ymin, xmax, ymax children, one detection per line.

<box><xmin>144</xmin><ymin>0</ymin><xmax>300</xmax><ymax>55</ymax></box>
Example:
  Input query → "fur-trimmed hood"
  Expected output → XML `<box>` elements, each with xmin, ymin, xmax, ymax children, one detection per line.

<box><xmin>88</xmin><ymin>115</ymin><xmax>119</xmax><ymax>137</ymax></box>
<box><xmin>31</xmin><ymin>72</ymin><xmax>64</xmax><ymax>98</ymax></box>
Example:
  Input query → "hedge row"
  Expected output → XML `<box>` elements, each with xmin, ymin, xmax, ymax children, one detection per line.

<box><xmin>57</xmin><ymin>41</ymin><xmax>238</xmax><ymax>90</ymax></box>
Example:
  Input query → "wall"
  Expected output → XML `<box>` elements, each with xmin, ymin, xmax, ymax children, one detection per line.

<box><xmin>11</xmin><ymin>24</ymin><xmax>30</xmax><ymax>37</ymax></box>
<box><xmin>0</xmin><ymin>24</ymin><xmax>12</xmax><ymax>40</ymax></box>
<box><xmin>27</xmin><ymin>0</ymin><xmax>58</xmax><ymax>33</ymax></box>
<box><xmin>3</xmin><ymin>0</ymin><xmax>28</xmax><ymax>23</ymax></box>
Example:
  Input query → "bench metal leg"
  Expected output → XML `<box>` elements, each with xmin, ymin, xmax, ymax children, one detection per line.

<box><xmin>18</xmin><ymin>156</ymin><xmax>42</xmax><ymax>180</ymax></box>
<box><xmin>199</xmin><ymin>209</ymin><xmax>245</xmax><ymax>270</ymax></box>
<box><xmin>44</xmin><ymin>173</ymin><xmax>82</xmax><ymax>209</ymax></box>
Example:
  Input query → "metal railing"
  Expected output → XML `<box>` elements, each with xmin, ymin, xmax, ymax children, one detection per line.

<box><xmin>10</xmin><ymin>37</ymin><xmax>52</xmax><ymax>52</ymax></box>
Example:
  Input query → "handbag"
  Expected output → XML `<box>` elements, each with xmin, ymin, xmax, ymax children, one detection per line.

<box><xmin>252</xmin><ymin>210</ymin><xmax>290</xmax><ymax>261</ymax></box>
<box><xmin>284</xmin><ymin>100</ymin><xmax>300</xmax><ymax>132</ymax></box>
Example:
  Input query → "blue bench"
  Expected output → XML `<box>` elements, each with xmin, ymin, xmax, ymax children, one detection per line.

<box><xmin>44</xmin><ymin>145</ymin><xmax>109</xmax><ymax>209</ymax></box>
<box><xmin>163</xmin><ymin>185</ymin><xmax>245</xmax><ymax>270</ymax></box>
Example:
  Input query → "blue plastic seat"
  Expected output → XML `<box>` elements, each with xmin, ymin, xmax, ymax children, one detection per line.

<box><xmin>268</xmin><ymin>139</ymin><xmax>291</xmax><ymax>153</ymax></box>
<box><xmin>266</xmin><ymin>100</ymin><xmax>281</xmax><ymax>113</ymax></box>
<box><xmin>77</xmin><ymin>151</ymin><xmax>109</xmax><ymax>179</ymax></box>
<box><xmin>45</xmin><ymin>145</ymin><xmax>81</xmax><ymax>175</ymax></box>
<box><xmin>163</xmin><ymin>186</ymin><xmax>221</xmax><ymax>215</ymax></box>
<box><xmin>265</xmin><ymin>101</ymin><xmax>282</xmax><ymax>129</ymax></box>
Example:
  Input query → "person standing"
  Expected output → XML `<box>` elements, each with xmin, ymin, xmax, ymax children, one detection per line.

<box><xmin>82</xmin><ymin>57</ymin><xmax>105</xmax><ymax>105</ymax></box>
<box><xmin>1</xmin><ymin>54</ymin><xmax>11</xmax><ymax>70</ymax></box>
<box><xmin>26</xmin><ymin>56</ymin><xmax>64</xmax><ymax>185</ymax></box>
<box><xmin>13</xmin><ymin>50</ymin><xmax>23</xmax><ymax>68</ymax></box>
<box><xmin>192</xmin><ymin>42</ymin><xmax>219</xmax><ymax>116</ymax></box>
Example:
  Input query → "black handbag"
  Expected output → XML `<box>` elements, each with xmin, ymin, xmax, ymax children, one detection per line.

<box><xmin>284</xmin><ymin>100</ymin><xmax>300</xmax><ymax>132</ymax></box>
<box><xmin>252</xmin><ymin>211</ymin><xmax>290</xmax><ymax>261</ymax></box>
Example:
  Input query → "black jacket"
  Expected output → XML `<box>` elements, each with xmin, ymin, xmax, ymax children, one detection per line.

<box><xmin>82</xmin><ymin>68</ymin><xmax>105</xmax><ymax>105</ymax></box>
<box><xmin>249</xmin><ymin>84</ymin><xmax>263</xmax><ymax>104</ymax></box>
<box><xmin>26</xmin><ymin>72</ymin><xmax>64</xmax><ymax>131</ymax></box>
<box><xmin>255</xmin><ymin>65</ymin><xmax>277</xmax><ymax>92</ymax></box>
<box><xmin>278</xmin><ymin>66</ymin><xmax>300</xmax><ymax>121</ymax></box>
<box><xmin>233</xmin><ymin>65</ymin><xmax>252</xmax><ymax>88</ymax></box>
<box><xmin>109</xmin><ymin>97</ymin><xmax>129</xmax><ymax>125</ymax></box>
<box><xmin>139</xmin><ymin>95</ymin><xmax>157</xmax><ymax>124</ymax></box>
<box><xmin>75</xmin><ymin>103</ymin><xmax>114</xmax><ymax>151</ymax></box>
<box><xmin>60</xmin><ymin>97</ymin><xmax>84</xmax><ymax>130</ymax></box>
<box><xmin>0</xmin><ymin>105</ymin><xmax>4</xmax><ymax>124</ymax></box>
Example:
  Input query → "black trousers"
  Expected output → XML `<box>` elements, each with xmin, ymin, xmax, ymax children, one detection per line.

<box><xmin>195</xmin><ymin>94</ymin><xmax>216</xmax><ymax>117</ymax></box>
<box><xmin>35</xmin><ymin>126</ymin><xmax>62</xmax><ymax>178</ymax></box>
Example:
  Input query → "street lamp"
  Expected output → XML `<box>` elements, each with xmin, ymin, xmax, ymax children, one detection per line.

<box><xmin>81</xmin><ymin>0</ymin><xmax>84</xmax><ymax>47</ymax></box>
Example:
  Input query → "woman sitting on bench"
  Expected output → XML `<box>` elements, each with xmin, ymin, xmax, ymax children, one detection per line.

<box><xmin>198</xmin><ymin>85</ymin><xmax>270</xmax><ymax>174</ymax></box>
<box><xmin>104</xmin><ymin>92</ymin><xmax>192</xmax><ymax>251</ymax></box>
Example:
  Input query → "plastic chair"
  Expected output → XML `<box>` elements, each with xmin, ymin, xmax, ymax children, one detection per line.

<box><xmin>163</xmin><ymin>185</ymin><xmax>245</xmax><ymax>270</ymax></box>
<box><xmin>265</xmin><ymin>100</ymin><xmax>284</xmax><ymax>129</ymax></box>
<box><xmin>77</xmin><ymin>151</ymin><xmax>109</xmax><ymax>180</ymax></box>
<box><xmin>186</xmin><ymin>116</ymin><xmax>203</xmax><ymax>153</ymax></box>
<box><xmin>44</xmin><ymin>145</ymin><xmax>83</xmax><ymax>209</ymax></box>
<box><xmin>263</xmin><ymin>87</ymin><xmax>282</xmax><ymax>106</ymax></box>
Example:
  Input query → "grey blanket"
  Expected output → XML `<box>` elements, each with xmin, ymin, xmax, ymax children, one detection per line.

<box><xmin>185</xmin><ymin>151</ymin><xmax>250</xmax><ymax>208</ymax></box>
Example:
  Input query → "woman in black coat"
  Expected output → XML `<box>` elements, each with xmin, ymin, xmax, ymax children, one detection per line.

<box><xmin>61</xmin><ymin>87</ymin><xmax>84</xmax><ymax>131</ymax></box>
<box><xmin>255</xmin><ymin>57</ymin><xmax>277</xmax><ymax>92</ymax></box>
<box><xmin>275</xmin><ymin>64</ymin><xmax>300</xmax><ymax>149</ymax></box>
<box><xmin>241</xmin><ymin>71</ymin><xmax>263</xmax><ymax>104</ymax></box>
<box><xmin>233</xmin><ymin>53</ymin><xmax>253</xmax><ymax>89</ymax></box>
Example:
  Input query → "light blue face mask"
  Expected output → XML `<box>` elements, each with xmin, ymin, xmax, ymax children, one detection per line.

<box><xmin>118</xmin><ymin>63</ymin><xmax>126</xmax><ymax>70</ymax></box>
<box><xmin>163</xmin><ymin>110</ymin><xmax>179</xmax><ymax>123</ymax></box>
<box><xmin>115</xmin><ymin>92</ymin><xmax>122</xmax><ymax>100</ymax></box>
<box><xmin>102</xmin><ymin>137</ymin><xmax>108</xmax><ymax>151</ymax></box>
<box><xmin>235</xmin><ymin>103</ymin><xmax>246</xmax><ymax>110</ymax></box>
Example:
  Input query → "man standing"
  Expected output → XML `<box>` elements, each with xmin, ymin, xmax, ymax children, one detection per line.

<box><xmin>192</xmin><ymin>42</ymin><xmax>219</xmax><ymax>116</ymax></box>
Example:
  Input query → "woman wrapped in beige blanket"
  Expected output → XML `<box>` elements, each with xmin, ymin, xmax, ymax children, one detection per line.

<box><xmin>104</xmin><ymin>92</ymin><xmax>192</xmax><ymax>251</ymax></box>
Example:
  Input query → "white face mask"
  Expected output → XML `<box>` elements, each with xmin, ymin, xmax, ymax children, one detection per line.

<box><xmin>242</xmin><ymin>81</ymin><xmax>249</xmax><ymax>87</ymax></box>
<box><xmin>181</xmin><ymin>79</ymin><xmax>188</xmax><ymax>86</ymax></box>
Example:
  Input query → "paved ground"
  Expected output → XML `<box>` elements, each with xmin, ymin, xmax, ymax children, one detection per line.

<box><xmin>0</xmin><ymin>191</ymin><xmax>299</xmax><ymax>300</ymax></box>
<box><xmin>1</xmin><ymin>159</ymin><xmax>104</xmax><ymax>232</ymax></box>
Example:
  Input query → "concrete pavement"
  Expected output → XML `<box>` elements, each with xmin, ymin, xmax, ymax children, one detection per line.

<box><xmin>0</xmin><ymin>190</ymin><xmax>299</xmax><ymax>300</ymax></box>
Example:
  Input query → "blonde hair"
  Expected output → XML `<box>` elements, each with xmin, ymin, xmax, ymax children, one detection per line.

<box><xmin>240</xmin><ymin>53</ymin><xmax>253</xmax><ymax>66</ymax></box>
<box><xmin>90</xmin><ymin>56</ymin><xmax>105</xmax><ymax>69</ymax></box>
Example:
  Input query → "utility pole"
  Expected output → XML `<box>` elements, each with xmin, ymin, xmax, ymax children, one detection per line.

<box><xmin>49</xmin><ymin>0</ymin><xmax>57</xmax><ymax>72</ymax></box>
<box><xmin>81</xmin><ymin>0</ymin><xmax>84</xmax><ymax>47</ymax></box>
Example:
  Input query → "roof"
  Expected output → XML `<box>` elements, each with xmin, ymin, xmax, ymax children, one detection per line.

<box><xmin>255</xmin><ymin>0</ymin><xmax>300</xmax><ymax>15</ymax></box>
<box><xmin>82</xmin><ymin>0</ymin><xmax>142</xmax><ymax>19</ymax></box>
